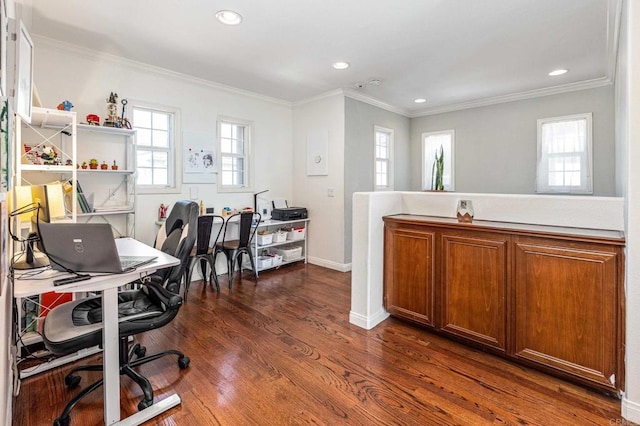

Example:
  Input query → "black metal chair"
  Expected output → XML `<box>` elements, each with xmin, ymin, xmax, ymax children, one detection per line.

<box><xmin>184</xmin><ymin>214</ymin><xmax>225</xmax><ymax>298</ymax></box>
<box><xmin>215</xmin><ymin>211</ymin><xmax>261</xmax><ymax>288</ymax></box>
<box><xmin>41</xmin><ymin>200</ymin><xmax>198</xmax><ymax>426</ymax></box>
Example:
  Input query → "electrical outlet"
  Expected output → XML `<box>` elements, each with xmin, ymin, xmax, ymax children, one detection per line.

<box><xmin>327</xmin><ymin>188</ymin><xmax>334</xmax><ymax>197</ymax></box>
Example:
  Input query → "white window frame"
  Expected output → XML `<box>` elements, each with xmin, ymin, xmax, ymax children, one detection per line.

<box><xmin>536</xmin><ymin>113</ymin><xmax>593</xmax><ymax>194</ymax></box>
<box><xmin>130</xmin><ymin>102</ymin><xmax>181</xmax><ymax>194</ymax></box>
<box><xmin>422</xmin><ymin>130</ymin><xmax>455</xmax><ymax>191</ymax></box>
<box><xmin>217</xmin><ymin>116</ymin><xmax>253</xmax><ymax>193</ymax></box>
<box><xmin>374</xmin><ymin>125</ymin><xmax>394</xmax><ymax>191</ymax></box>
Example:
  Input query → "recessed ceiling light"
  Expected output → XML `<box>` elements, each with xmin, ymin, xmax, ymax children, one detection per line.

<box><xmin>368</xmin><ymin>79</ymin><xmax>382</xmax><ymax>86</ymax></box>
<box><xmin>414</xmin><ymin>98</ymin><xmax>427</xmax><ymax>104</ymax></box>
<box><xmin>216</xmin><ymin>10</ymin><xmax>242</xmax><ymax>25</ymax></box>
<box><xmin>548</xmin><ymin>69</ymin><xmax>568</xmax><ymax>76</ymax></box>
<box><xmin>332</xmin><ymin>62</ymin><xmax>350</xmax><ymax>70</ymax></box>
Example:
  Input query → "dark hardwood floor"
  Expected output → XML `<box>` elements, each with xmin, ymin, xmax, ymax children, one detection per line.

<box><xmin>13</xmin><ymin>264</ymin><xmax>625</xmax><ymax>425</ymax></box>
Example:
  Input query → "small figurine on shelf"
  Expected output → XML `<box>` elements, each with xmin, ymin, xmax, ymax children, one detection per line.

<box><xmin>111</xmin><ymin>160</ymin><xmax>118</xmax><ymax>170</ymax></box>
<box><xmin>57</xmin><ymin>100</ymin><xmax>73</xmax><ymax>111</ymax></box>
<box><xmin>86</xmin><ymin>114</ymin><xmax>100</xmax><ymax>125</ymax></box>
<box><xmin>158</xmin><ymin>203</ymin><xmax>168</xmax><ymax>220</ymax></box>
<box><xmin>104</xmin><ymin>92</ymin><xmax>122</xmax><ymax>128</ymax></box>
<box><xmin>100</xmin><ymin>161</ymin><xmax>108</xmax><ymax>170</ymax></box>
<box><xmin>65</xmin><ymin>159</ymin><xmax>73</xmax><ymax>166</ymax></box>
<box><xmin>40</xmin><ymin>146</ymin><xmax>59</xmax><ymax>165</ymax></box>
<box><xmin>89</xmin><ymin>159</ymin><xmax>98</xmax><ymax>169</ymax></box>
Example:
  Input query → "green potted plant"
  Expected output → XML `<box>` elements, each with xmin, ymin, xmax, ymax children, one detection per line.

<box><xmin>111</xmin><ymin>160</ymin><xmax>118</xmax><ymax>170</ymax></box>
<box><xmin>100</xmin><ymin>161</ymin><xmax>108</xmax><ymax>170</ymax></box>
<box><xmin>89</xmin><ymin>158</ymin><xmax>98</xmax><ymax>169</ymax></box>
<box><xmin>81</xmin><ymin>161</ymin><xmax>88</xmax><ymax>169</ymax></box>
<box><xmin>431</xmin><ymin>145</ymin><xmax>445</xmax><ymax>191</ymax></box>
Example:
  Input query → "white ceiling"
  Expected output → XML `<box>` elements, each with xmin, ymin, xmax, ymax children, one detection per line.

<box><xmin>25</xmin><ymin>0</ymin><xmax>620</xmax><ymax>116</ymax></box>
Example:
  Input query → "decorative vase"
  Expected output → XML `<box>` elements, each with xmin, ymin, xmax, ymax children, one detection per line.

<box><xmin>456</xmin><ymin>200</ymin><xmax>474</xmax><ymax>223</ymax></box>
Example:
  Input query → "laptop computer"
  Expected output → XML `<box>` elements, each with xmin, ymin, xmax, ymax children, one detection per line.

<box><xmin>38</xmin><ymin>222</ymin><xmax>157</xmax><ymax>273</ymax></box>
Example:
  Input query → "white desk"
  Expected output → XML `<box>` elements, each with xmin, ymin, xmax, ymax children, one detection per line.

<box><xmin>13</xmin><ymin>238</ymin><xmax>181</xmax><ymax>426</ymax></box>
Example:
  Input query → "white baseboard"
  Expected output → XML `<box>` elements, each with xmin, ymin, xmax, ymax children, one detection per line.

<box><xmin>307</xmin><ymin>256</ymin><xmax>351</xmax><ymax>272</ymax></box>
<box><xmin>349</xmin><ymin>309</ymin><xmax>389</xmax><ymax>330</ymax></box>
<box><xmin>622</xmin><ymin>396</ymin><xmax>640</xmax><ymax>423</ymax></box>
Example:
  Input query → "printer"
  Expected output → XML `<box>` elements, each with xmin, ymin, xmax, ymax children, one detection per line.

<box><xmin>271</xmin><ymin>207</ymin><xmax>308</xmax><ymax>221</ymax></box>
<box><xmin>271</xmin><ymin>199</ymin><xmax>307</xmax><ymax>221</ymax></box>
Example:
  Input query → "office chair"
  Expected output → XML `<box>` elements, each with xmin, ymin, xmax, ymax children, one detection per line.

<box><xmin>41</xmin><ymin>200</ymin><xmax>198</xmax><ymax>426</ymax></box>
<box><xmin>184</xmin><ymin>214</ymin><xmax>224</xmax><ymax>298</ymax></box>
<box><xmin>215</xmin><ymin>211</ymin><xmax>261</xmax><ymax>288</ymax></box>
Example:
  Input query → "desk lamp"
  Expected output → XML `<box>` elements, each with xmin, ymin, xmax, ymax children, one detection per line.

<box><xmin>10</xmin><ymin>184</ymin><xmax>64</xmax><ymax>270</ymax></box>
<box><xmin>253</xmin><ymin>189</ymin><xmax>269</xmax><ymax>216</ymax></box>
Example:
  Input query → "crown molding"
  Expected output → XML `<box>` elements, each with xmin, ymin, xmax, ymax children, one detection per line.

<box><xmin>606</xmin><ymin>0</ymin><xmax>623</xmax><ymax>81</ymax></box>
<box><xmin>32</xmin><ymin>35</ymin><xmax>293</xmax><ymax>108</ymax></box>
<box><xmin>409</xmin><ymin>77</ymin><xmax>614</xmax><ymax>118</ymax></box>
<box><xmin>292</xmin><ymin>89</ymin><xmax>345</xmax><ymax>107</ymax></box>
<box><xmin>341</xmin><ymin>89</ymin><xmax>411</xmax><ymax>117</ymax></box>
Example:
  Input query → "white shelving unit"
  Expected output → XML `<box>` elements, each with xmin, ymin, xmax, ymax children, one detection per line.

<box><xmin>253</xmin><ymin>218</ymin><xmax>309</xmax><ymax>275</ymax></box>
<box><xmin>12</xmin><ymin>107</ymin><xmax>136</xmax><ymax>377</ymax></box>
<box><xmin>73</xmin><ymin>122</ymin><xmax>137</xmax><ymax>237</ymax></box>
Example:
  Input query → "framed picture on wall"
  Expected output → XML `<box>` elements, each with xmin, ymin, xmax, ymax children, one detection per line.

<box><xmin>13</xmin><ymin>19</ymin><xmax>33</xmax><ymax>124</ymax></box>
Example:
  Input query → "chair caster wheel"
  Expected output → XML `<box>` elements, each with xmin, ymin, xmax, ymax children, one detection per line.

<box><xmin>134</xmin><ymin>345</ymin><xmax>147</xmax><ymax>357</ymax></box>
<box><xmin>178</xmin><ymin>356</ymin><xmax>190</xmax><ymax>369</ymax></box>
<box><xmin>64</xmin><ymin>374</ymin><xmax>81</xmax><ymax>388</ymax></box>
<box><xmin>53</xmin><ymin>415</ymin><xmax>70</xmax><ymax>426</ymax></box>
<box><xmin>138</xmin><ymin>398</ymin><xmax>153</xmax><ymax>411</ymax></box>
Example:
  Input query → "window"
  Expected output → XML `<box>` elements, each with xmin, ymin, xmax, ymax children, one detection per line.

<box><xmin>422</xmin><ymin>130</ymin><xmax>455</xmax><ymax>191</ymax></box>
<box><xmin>536</xmin><ymin>113</ymin><xmax>592</xmax><ymax>194</ymax></box>
<box><xmin>218</xmin><ymin>117</ymin><xmax>252</xmax><ymax>192</ymax></box>
<box><xmin>374</xmin><ymin>126</ymin><xmax>394</xmax><ymax>191</ymax></box>
<box><xmin>132</xmin><ymin>104</ymin><xmax>178</xmax><ymax>193</ymax></box>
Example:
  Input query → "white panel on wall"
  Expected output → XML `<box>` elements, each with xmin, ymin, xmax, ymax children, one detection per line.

<box><xmin>306</xmin><ymin>129</ymin><xmax>328</xmax><ymax>176</ymax></box>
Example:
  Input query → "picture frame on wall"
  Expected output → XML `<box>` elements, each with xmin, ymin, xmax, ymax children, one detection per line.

<box><xmin>13</xmin><ymin>19</ymin><xmax>33</xmax><ymax>124</ymax></box>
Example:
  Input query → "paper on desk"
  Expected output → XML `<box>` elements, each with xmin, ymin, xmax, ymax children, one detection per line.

<box><xmin>272</xmin><ymin>198</ymin><xmax>288</xmax><ymax>209</ymax></box>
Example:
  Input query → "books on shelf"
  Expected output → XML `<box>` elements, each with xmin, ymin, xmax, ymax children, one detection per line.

<box><xmin>64</xmin><ymin>179</ymin><xmax>94</xmax><ymax>213</ymax></box>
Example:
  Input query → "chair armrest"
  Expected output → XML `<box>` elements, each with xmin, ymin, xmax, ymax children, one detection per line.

<box><xmin>145</xmin><ymin>280</ymin><xmax>183</xmax><ymax>309</ymax></box>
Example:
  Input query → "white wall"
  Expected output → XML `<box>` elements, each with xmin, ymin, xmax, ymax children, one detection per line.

<box><xmin>292</xmin><ymin>93</ymin><xmax>347</xmax><ymax>270</ymax></box>
<box><xmin>32</xmin><ymin>38</ymin><xmax>294</xmax><ymax>249</ymax></box>
<box><xmin>621</xmin><ymin>0</ymin><xmax>640</xmax><ymax>421</ymax></box>
<box><xmin>411</xmin><ymin>86</ymin><xmax>616</xmax><ymax>195</ymax></box>
<box><xmin>344</xmin><ymin>97</ymin><xmax>411</xmax><ymax>263</ymax></box>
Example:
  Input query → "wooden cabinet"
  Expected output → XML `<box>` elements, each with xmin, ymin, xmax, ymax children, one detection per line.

<box><xmin>513</xmin><ymin>236</ymin><xmax>622</xmax><ymax>390</ymax></box>
<box><xmin>383</xmin><ymin>215</ymin><xmax>625</xmax><ymax>393</ymax></box>
<box><xmin>440</xmin><ymin>231</ymin><xmax>508</xmax><ymax>351</ymax></box>
<box><xmin>384</xmin><ymin>222</ymin><xmax>435</xmax><ymax>326</ymax></box>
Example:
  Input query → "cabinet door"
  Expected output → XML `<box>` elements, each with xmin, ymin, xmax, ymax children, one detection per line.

<box><xmin>514</xmin><ymin>239</ymin><xmax>620</xmax><ymax>390</ymax></box>
<box><xmin>384</xmin><ymin>225</ymin><xmax>435</xmax><ymax>326</ymax></box>
<box><xmin>440</xmin><ymin>232</ymin><xmax>508</xmax><ymax>351</ymax></box>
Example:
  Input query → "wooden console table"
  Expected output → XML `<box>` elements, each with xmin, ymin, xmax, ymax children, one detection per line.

<box><xmin>383</xmin><ymin>214</ymin><xmax>625</xmax><ymax>393</ymax></box>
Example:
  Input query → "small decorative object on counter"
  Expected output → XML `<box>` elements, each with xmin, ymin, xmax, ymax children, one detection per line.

<box><xmin>81</xmin><ymin>161</ymin><xmax>88</xmax><ymax>169</ymax></box>
<box><xmin>159</xmin><ymin>203</ymin><xmax>168</xmax><ymax>220</ymax></box>
<box><xmin>111</xmin><ymin>160</ymin><xmax>118</xmax><ymax>170</ymax></box>
<box><xmin>100</xmin><ymin>161</ymin><xmax>108</xmax><ymax>170</ymax></box>
<box><xmin>89</xmin><ymin>158</ymin><xmax>99</xmax><ymax>169</ymax></box>
<box><xmin>456</xmin><ymin>200</ymin><xmax>474</xmax><ymax>223</ymax></box>
<box><xmin>199</xmin><ymin>200</ymin><xmax>205</xmax><ymax>216</ymax></box>
<box><xmin>57</xmin><ymin>100</ymin><xmax>73</xmax><ymax>111</ymax></box>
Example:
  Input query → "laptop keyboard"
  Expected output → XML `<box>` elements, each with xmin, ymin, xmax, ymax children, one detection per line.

<box><xmin>119</xmin><ymin>256</ymin><xmax>157</xmax><ymax>270</ymax></box>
